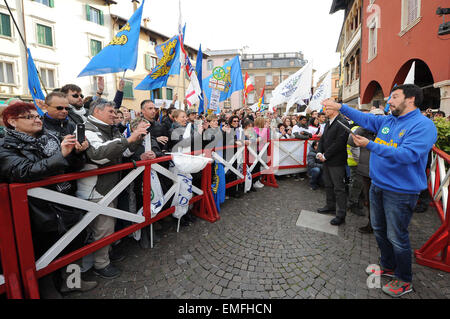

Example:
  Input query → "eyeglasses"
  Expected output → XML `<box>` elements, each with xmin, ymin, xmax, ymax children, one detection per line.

<box><xmin>16</xmin><ymin>114</ymin><xmax>42</xmax><ymax>121</ymax></box>
<box><xmin>232</xmin><ymin>120</ymin><xmax>239</xmax><ymax>122</ymax></box>
<box><xmin>51</xmin><ymin>106</ymin><xmax>71</xmax><ymax>111</ymax></box>
<box><xmin>72</xmin><ymin>94</ymin><xmax>84</xmax><ymax>99</ymax></box>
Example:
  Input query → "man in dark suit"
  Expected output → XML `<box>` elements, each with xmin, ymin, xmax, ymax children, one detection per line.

<box><xmin>316</xmin><ymin>104</ymin><xmax>350</xmax><ymax>225</ymax></box>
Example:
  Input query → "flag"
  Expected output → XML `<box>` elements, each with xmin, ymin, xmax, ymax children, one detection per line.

<box><xmin>202</xmin><ymin>55</ymin><xmax>244</xmax><ymax>111</ymax></box>
<box><xmin>269</xmin><ymin>61</ymin><xmax>312</xmax><ymax>113</ymax></box>
<box><xmin>196</xmin><ymin>44</ymin><xmax>204</xmax><ymax>113</ymax></box>
<box><xmin>243</xmin><ymin>72</ymin><xmax>255</xmax><ymax>106</ymax></box>
<box><xmin>385</xmin><ymin>84</ymin><xmax>398</xmax><ymax>113</ymax></box>
<box><xmin>184</xmin><ymin>52</ymin><xmax>202</xmax><ymax>108</ymax></box>
<box><xmin>211</xmin><ymin>162</ymin><xmax>226</xmax><ymax>212</ymax></box>
<box><xmin>27</xmin><ymin>48</ymin><xmax>45</xmax><ymax>115</ymax></box>
<box><xmin>78</xmin><ymin>0</ymin><xmax>145</xmax><ymax>77</ymax></box>
<box><xmin>257</xmin><ymin>86</ymin><xmax>265</xmax><ymax>111</ymax></box>
<box><xmin>308</xmin><ymin>70</ymin><xmax>332</xmax><ymax>112</ymax></box>
<box><xmin>404</xmin><ymin>61</ymin><xmax>415</xmax><ymax>85</ymax></box>
<box><xmin>135</xmin><ymin>35</ymin><xmax>181</xmax><ymax>90</ymax></box>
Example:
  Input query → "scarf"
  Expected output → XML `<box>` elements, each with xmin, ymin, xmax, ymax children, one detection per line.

<box><xmin>6</xmin><ymin>128</ymin><xmax>60</xmax><ymax>158</ymax></box>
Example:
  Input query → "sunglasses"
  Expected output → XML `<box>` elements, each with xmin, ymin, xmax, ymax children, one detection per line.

<box><xmin>51</xmin><ymin>106</ymin><xmax>71</xmax><ymax>111</ymax></box>
<box><xmin>72</xmin><ymin>94</ymin><xmax>84</xmax><ymax>99</ymax></box>
<box><xmin>16</xmin><ymin>114</ymin><xmax>42</xmax><ymax>121</ymax></box>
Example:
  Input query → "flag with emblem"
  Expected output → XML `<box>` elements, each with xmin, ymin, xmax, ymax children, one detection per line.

<box><xmin>27</xmin><ymin>48</ymin><xmax>45</xmax><ymax>115</ymax></box>
<box><xmin>78</xmin><ymin>0</ymin><xmax>145</xmax><ymax>77</ymax></box>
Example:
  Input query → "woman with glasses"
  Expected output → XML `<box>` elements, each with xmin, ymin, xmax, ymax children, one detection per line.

<box><xmin>0</xmin><ymin>102</ymin><xmax>96</xmax><ymax>296</ymax></box>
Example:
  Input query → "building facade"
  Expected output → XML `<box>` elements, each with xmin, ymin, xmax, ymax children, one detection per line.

<box><xmin>0</xmin><ymin>0</ymin><xmax>119</xmax><ymax>103</ymax></box>
<box><xmin>331</xmin><ymin>0</ymin><xmax>362</xmax><ymax>108</ymax></box>
<box><xmin>0</xmin><ymin>0</ymin><xmax>203</xmax><ymax>111</ymax></box>
<box><xmin>241</xmin><ymin>52</ymin><xmax>308</xmax><ymax>114</ymax></box>
<box><xmin>360</xmin><ymin>0</ymin><xmax>450</xmax><ymax>113</ymax></box>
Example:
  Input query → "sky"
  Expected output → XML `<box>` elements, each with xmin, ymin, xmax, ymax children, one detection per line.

<box><xmin>114</xmin><ymin>0</ymin><xmax>344</xmax><ymax>84</ymax></box>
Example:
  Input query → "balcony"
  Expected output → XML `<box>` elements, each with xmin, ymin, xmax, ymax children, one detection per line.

<box><xmin>344</xmin><ymin>25</ymin><xmax>361</xmax><ymax>59</ymax></box>
<box><xmin>342</xmin><ymin>78</ymin><xmax>359</xmax><ymax>102</ymax></box>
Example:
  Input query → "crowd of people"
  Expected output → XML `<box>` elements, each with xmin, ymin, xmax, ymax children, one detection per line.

<box><xmin>0</xmin><ymin>80</ymin><xmax>447</xmax><ymax>298</ymax></box>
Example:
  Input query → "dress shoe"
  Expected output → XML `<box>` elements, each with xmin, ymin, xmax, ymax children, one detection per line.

<box><xmin>330</xmin><ymin>217</ymin><xmax>345</xmax><ymax>226</ymax></box>
<box><xmin>358</xmin><ymin>224</ymin><xmax>373</xmax><ymax>234</ymax></box>
<box><xmin>317</xmin><ymin>207</ymin><xmax>335</xmax><ymax>214</ymax></box>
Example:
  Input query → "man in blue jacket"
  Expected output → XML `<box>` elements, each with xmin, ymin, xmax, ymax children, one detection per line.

<box><xmin>322</xmin><ymin>84</ymin><xmax>437</xmax><ymax>298</ymax></box>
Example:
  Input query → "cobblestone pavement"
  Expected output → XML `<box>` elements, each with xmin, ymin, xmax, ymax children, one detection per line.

<box><xmin>68</xmin><ymin>177</ymin><xmax>450</xmax><ymax>299</ymax></box>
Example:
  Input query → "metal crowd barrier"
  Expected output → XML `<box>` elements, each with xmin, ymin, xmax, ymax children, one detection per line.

<box><xmin>415</xmin><ymin>146</ymin><xmax>450</xmax><ymax>272</ymax></box>
<box><xmin>0</xmin><ymin>183</ymin><xmax>22</xmax><ymax>299</ymax></box>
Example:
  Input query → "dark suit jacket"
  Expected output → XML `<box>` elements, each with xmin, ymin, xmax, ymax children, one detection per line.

<box><xmin>318</xmin><ymin>114</ymin><xmax>349</xmax><ymax>167</ymax></box>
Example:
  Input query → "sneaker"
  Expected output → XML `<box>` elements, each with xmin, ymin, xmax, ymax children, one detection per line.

<box><xmin>365</xmin><ymin>265</ymin><xmax>395</xmax><ymax>278</ymax></box>
<box><xmin>382</xmin><ymin>279</ymin><xmax>413</xmax><ymax>298</ymax></box>
<box><xmin>109</xmin><ymin>249</ymin><xmax>126</xmax><ymax>262</ymax></box>
<box><xmin>254</xmin><ymin>181</ymin><xmax>264</xmax><ymax>189</ymax></box>
<box><xmin>93</xmin><ymin>264</ymin><xmax>121</xmax><ymax>279</ymax></box>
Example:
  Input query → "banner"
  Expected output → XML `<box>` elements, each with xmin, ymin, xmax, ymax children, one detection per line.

<box><xmin>308</xmin><ymin>70</ymin><xmax>332</xmax><ymax>112</ymax></box>
<box><xmin>78</xmin><ymin>0</ymin><xmax>145</xmax><ymax>77</ymax></box>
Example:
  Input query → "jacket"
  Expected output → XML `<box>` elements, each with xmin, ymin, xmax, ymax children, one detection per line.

<box><xmin>348</xmin><ymin>127</ymin><xmax>376</xmax><ymax>178</ymax></box>
<box><xmin>76</xmin><ymin>115</ymin><xmax>140</xmax><ymax>200</ymax></box>
<box><xmin>307</xmin><ymin>148</ymin><xmax>323</xmax><ymax>170</ymax></box>
<box><xmin>340</xmin><ymin>104</ymin><xmax>437</xmax><ymax>193</ymax></box>
<box><xmin>43</xmin><ymin>113</ymin><xmax>77</xmax><ymax>141</ymax></box>
<box><xmin>317</xmin><ymin>114</ymin><xmax>350</xmax><ymax>167</ymax></box>
<box><xmin>0</xmin><ymin>129</ymin><xmax>84</xmax><ymax>183</ymax></box>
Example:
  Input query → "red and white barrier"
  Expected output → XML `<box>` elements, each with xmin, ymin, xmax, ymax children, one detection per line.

<box><xmin>415</xmin><ymin>146</ymin><xmax>450</xmax><ymax>272</ymax></box>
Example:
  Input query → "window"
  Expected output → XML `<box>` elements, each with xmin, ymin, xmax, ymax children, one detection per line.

<box><xmin>368</xmin><ymin>22</ymin><xmax>377</xmax><ymax>61</ymax></box>
<box><xmin>149</xmin><ymin>37</ymin><xmax>156</xmax><ymax>47</ymax></box>
<box><xmin>335</xmin><ymin>79</ymin><xmax>340</xmax><ymax>88</ymax></box>
<box><xmin>144</xmin><ymin>53</ymin><xmax>157</xmax><ymax>71</ymax></box>
<box><xmin>123</xmin><ymin>80</ymin><xmax>134</xmax><ymax>99</ymax></box>
<box><xmin>401</xmin><ymin>0</ymin><xmax>420</xmax><ymax>32</ymax></box>
<box><xmin>0</xmin><ymin>61</ymin><xmax>14</xmax><ymax>84</ymax></box>
<box><xmin>152</xmin><ymin>88</ymin><xmax>162</xmax><ymax>99</ymax></box>
<box><xmin>265</xmin><ymin>91</ymin><xmax>272</xmax><ymax>103</ymax></box>
<box><xmin>36</xmin><ymin>23</ymin><xmax>53</xmax><ymax>47</ymax></box>
<box><xmin>0</xmin><ymin>13</ymin><xmax>12</xmax><ymax>37</ymax></box>
<box><xmin>34</xmin><ymin>0</ymin><xmax>54</xmax><ymax>7</ymax></box>
<box><xmin>265</xmin><ymin>73</ymin><xmax>273</xmax><ymax>86</ymax></box>
<box><xmin>39</xmin><ymin>67</ymin><xmax>55</xmax><ymax>88</ymax></box>
<box><xmin>166</xmin><ymin>88</ymin><xmax>173</xmax><ymax>100</ymax></box>
<box><xmin>86</xmin><ymin>5</ymin><xmax>104</xmax><ymax>26</ymax></box>
<box><xmin>207</xmin><ymin>60</ymin><xmax>213</xmax><ymax>70</ymax></box>
<box><xmin>90</xmin><ymin>39</ymin><xmax>102</xmax><ymax>57</ymax></box>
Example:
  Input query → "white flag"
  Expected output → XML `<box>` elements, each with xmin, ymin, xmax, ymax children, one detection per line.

<box><xmin>185</xmin><ymin>71</ymin><xmax>202</xmax><ymax>107</ymax></box>
<box><xmin>284</xmin><ymin>61</ymin><xmax>313</xmax><ymax>114</ymax></box>
<box><xmin>269</xmin><ymin>61</ymin><xmax>313</xmax><ymax>113</ymax></box>
<box><xmin>404</xmin><ymin>61</ymin><xmax>415</xmax><ymax>84</ymax></box>
<box><xmin>308</xmin><ymin>71</ymin><xmax>332</xmax><ymax>112</ymax></box>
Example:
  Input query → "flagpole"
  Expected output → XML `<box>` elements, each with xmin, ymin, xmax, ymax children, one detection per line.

<box><xmin>3</xmin><ymin>0</ymin><xmax>48</xmax><ymax>95</ymax></box>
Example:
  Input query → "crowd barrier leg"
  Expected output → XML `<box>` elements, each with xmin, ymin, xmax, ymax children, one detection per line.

<box><xmin>414</xmin><ymin>147</ymin><xmax>450</xmax><ymax>272</ymax></box>
<box><xmin>191</xmin><ymin>151</ymin><xmax>220</xmax><ymax>223</ymax></box>
<box><xmin>8</xmin><ymin>185</ymin><xmax>39</xmax><ymax>299</ymax></box>
<box><xmin>0</xmin><ymin>184</ymin><xmax>23</xmax><ymax>299</ymax></box>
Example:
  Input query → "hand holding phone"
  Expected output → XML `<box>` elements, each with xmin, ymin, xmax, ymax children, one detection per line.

<box><xmin>336</xmin><ymin>120</ymin><xmax>354</xmax><ymax>135</ymax></box>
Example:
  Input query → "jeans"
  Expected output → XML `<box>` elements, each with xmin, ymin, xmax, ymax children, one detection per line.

<box><xmin>308</xmin><ymin>167</ymin><xmax>322</xmax><ymax>188</ymax></box>
<box><xmin>369</xmin><ymin>185</ymin><xmax>419</xmax><ymax>282</ymax></box>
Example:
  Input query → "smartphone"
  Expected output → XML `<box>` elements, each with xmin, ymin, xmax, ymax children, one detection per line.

<box><xmin>76</xmin><ymin>123</ymin><xmax>85</xmax><ymax>144</ymax></box>
<box><xmin>336</xmin><ymin>120</ymin><xmax>354</xmax><ymax>135</ymax></box>
<box><xmin>130</xmin><ymin>110</ymin><xmax>136</xmax><ymax>119</ymax></box>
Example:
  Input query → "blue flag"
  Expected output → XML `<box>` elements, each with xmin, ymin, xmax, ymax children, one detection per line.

<box><xmin>135</xmin><ymin>35</ymin><xmax>181</xmax><ymax>91</ymax></box>
<box><xmin>384</xmin><ymin>84</ymin><xmax>398</xmax><ymax>113</ymax></box>
<box><xmin>196</xmin><ymin>44</ymin><xmax>204</xmax><ymax>114</ymax></box>
<box><xmin>78</xmin><ymin>0</ymin><xmax>145</xmax><ymax>77</ymax></box>
<box><xmin>202</xmin><ymin>55</ymin><xmax>244</xmax><ymax>112</ymax></box>
<box><xmin>211</xmin><ymin>162</ymin><xmax>226</xmax><ymax>212</ymax></box>
<box><xmin>27</xmin><ymin>48</ymin><xmax>45</xmax><ymax>115</ymax></box>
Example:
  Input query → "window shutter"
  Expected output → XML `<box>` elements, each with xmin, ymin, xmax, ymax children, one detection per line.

<box><xmin>145</xmin><ymin>54</ymin><xmax>151</xmax><ymax>71</ymax></box>
<box><xmin>1</xmin><ymin>14</ymin><xmax>12</xmax><ymax>37</ymax></box>
<box><xmin>99</xmin><ymin>10</ymin><xmax>104</xmax><ymax>26</ymax></box>
<box><xmin>85</xmin><ymin>4</ymin><xmax>91</xmax><ymax>21</ymax></box>
<box><xmin>49</xmin><ymin>0</ymin><xmax>54</xmax><ymax>8</ymax></box>
<box><xmin>45</xmin><ymin>26</ymin><xmax>53</xmax><ymax>46</ymax></box>
<box><xmin>124</xmin><ymin>80</ymin><xmax>134</xmax><ymax>98</ymax></box>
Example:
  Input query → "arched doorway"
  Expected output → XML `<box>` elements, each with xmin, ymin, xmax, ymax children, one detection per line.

<box><xmin>391</xmin><ymin>59</ymin><xmax>440</xmax><ymax>110</ymax></box>
<box><xmin>362</xmin><ymin>80</ymin><xmax>384</xmax><ymax>108</ymax></box>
